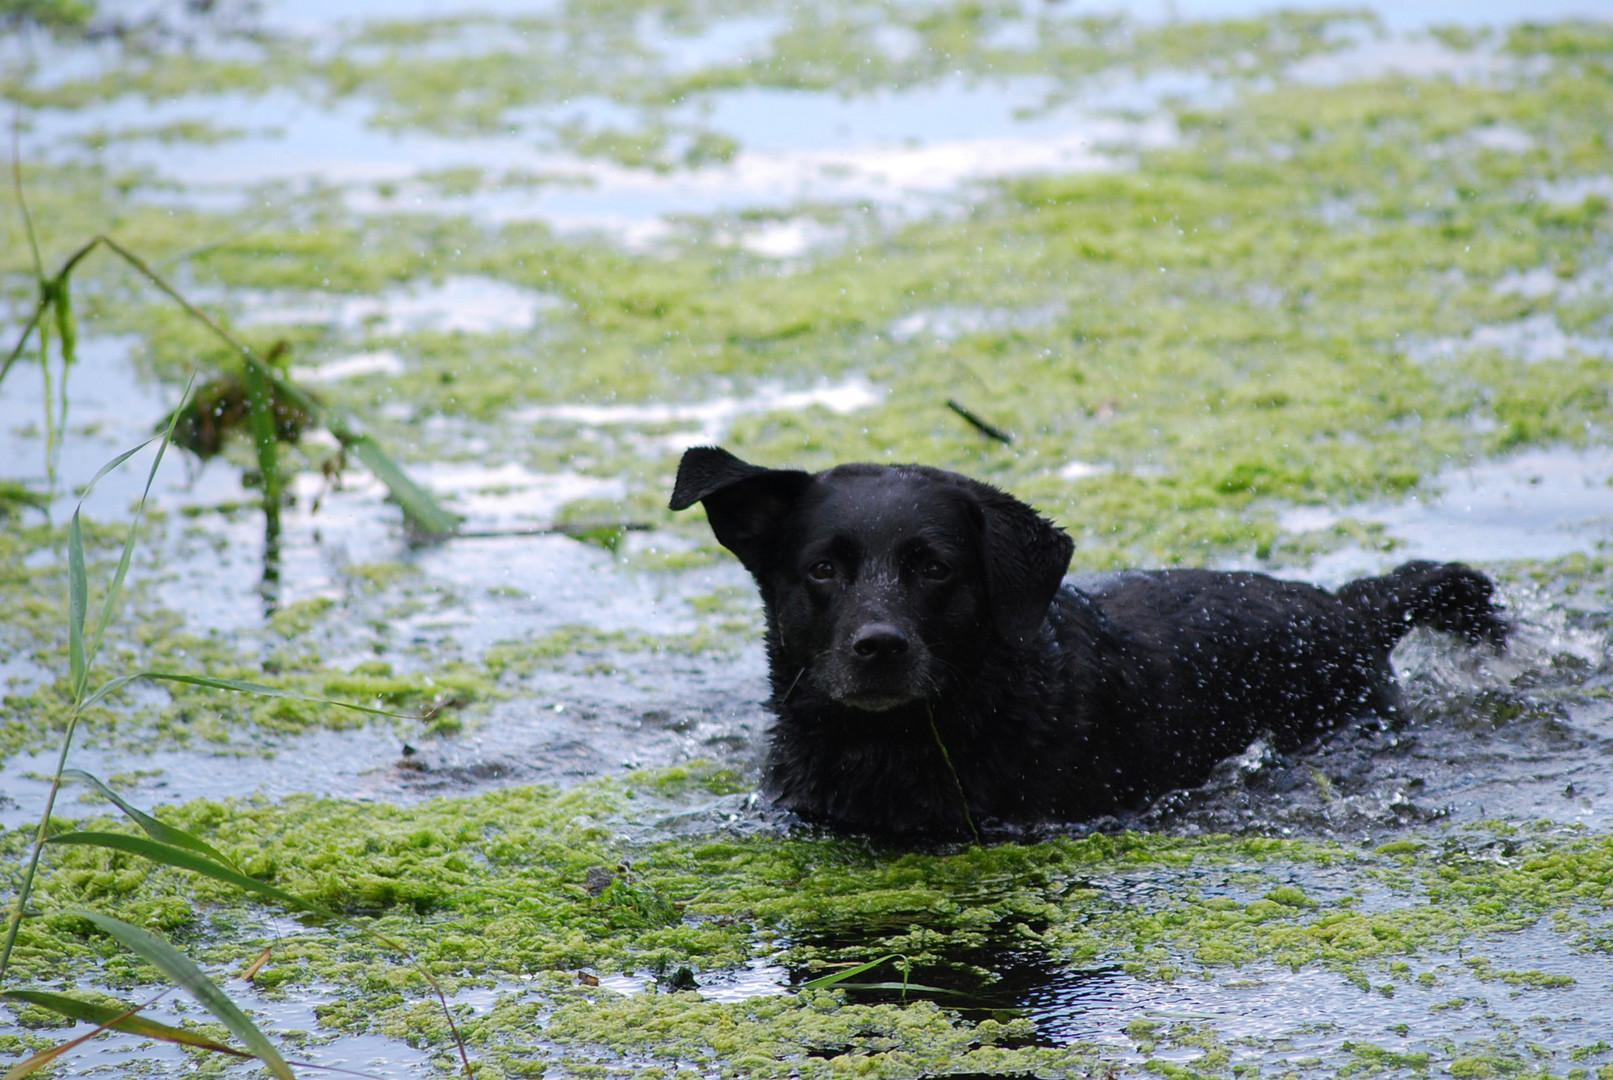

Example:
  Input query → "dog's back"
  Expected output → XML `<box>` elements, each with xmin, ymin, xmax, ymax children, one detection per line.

<box><xmin>1057</xmin><ymin>562</ymin><xmax>1505</xmax><ymax>810</ymax></box>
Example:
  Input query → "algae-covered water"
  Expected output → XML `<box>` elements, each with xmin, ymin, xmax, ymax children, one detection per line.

<box><xmin>5</xmin><ymin>0</ymin><xmax>1613</xmax><ymax>1076</ymax></box>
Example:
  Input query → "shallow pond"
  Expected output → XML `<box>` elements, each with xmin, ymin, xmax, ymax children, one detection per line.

<box><xmin>4</xmin><ymin>0</ymin><xmax>1613</xmax><ymax>1077</ymax></box>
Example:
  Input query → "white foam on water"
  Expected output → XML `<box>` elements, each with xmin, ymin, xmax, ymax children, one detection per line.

<box><xmin>510</xmin><ymin>377</ymin><xmax>885</xmax><ymax>448</ymax></box>
<box><xmin>290</xmin><ymin>348</ymin><xmax>408</xmax><ymax>382</ymax></box>
<box><xmin>248</xmin><ymin>275</ymin><xmax>562</xmax><ymax>336</ymax></box>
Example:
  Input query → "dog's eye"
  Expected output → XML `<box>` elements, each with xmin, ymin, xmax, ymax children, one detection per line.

<box><xmin>919</xmin><ymin>559</ymin><xmax>952</xmax><ymax>581</ymax></box>
<box><xmin>807</xmin><ymin>560</ymin><xmax>836</xmax><ymax>581</ymax></box>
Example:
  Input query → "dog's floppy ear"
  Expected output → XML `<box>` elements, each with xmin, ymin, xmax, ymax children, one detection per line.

<box><xmin>973</xmin><ymin>486</ymin><xmax>1074</xmax><ymax>647</ymax></box>
<box><xmin>670</xmin><ymin>446</ymin><xmax>812</xmax><ymax>572</ymax></box>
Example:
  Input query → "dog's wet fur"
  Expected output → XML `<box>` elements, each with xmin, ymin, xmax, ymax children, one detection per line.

<box><xmin>671</xmin><ymin>446</ymin><xmax>1508</xmax><ymax>840</ymax></box>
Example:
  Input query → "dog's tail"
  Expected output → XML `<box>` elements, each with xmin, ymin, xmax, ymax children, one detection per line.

<box><xmin>1337</xmin><ymin>560</ymin><xmax>1508</xmax><ymax>650</ymax></box>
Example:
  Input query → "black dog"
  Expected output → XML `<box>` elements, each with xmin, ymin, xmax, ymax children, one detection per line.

<box><xmin>671</xmin><ymin>446</ymin><xmax>1507</xmax><ymax>840</ymax></box>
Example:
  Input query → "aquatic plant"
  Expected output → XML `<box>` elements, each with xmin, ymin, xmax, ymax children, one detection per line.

<box><xmin>4</xmin><ymin>109</ymin><xmax>459</xmax><ymax>601</ymax></box>
<box><xmin>0</xmin><ymin>232</ymin><xmax>462</xmax><ymax>540</ymax></box>
<box><xmin>0</xmin><ymin>153</ymin><xmax>476</xmax><ymax>1075</ymax></box>
<box><xmin>0</xmin><ymin>376</ymin><xmax>305</xmax><ymax>1075</ymax></box>
<box><xmin>0</xmin><ymin>409</ymin><xmax>482</xmax><ymax>1075</ymax></box>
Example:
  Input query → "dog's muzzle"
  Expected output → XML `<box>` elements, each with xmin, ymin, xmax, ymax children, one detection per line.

<box><xmin>822</xmin><ymin>620</ymin><xmax>930</xmax><ymax>711</ymax></box>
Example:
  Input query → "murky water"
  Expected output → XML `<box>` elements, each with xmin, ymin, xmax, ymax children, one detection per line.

<box><xmin>1284</xmin><ymin>446</ymin><xmax>1613</xmax><ymax>582</ymax></box>
<box><xmin>5</xmin><ymin>0</ymin><xmax>1613</xmax><ymax>1076</ymax></box>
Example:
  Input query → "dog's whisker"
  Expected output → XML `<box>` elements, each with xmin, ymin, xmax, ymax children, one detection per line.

<box><xmin>778</xmin><ymin>666</ymin><xmax>807</xmax><ymax>705</ymax></box>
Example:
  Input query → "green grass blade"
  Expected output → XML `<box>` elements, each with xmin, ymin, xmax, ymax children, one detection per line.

<box><xmin>75</xmin><ymin>672</ymin><xmax>142</xmax><ymax>711</ymax></box>
<box><xmin>1</xmin><ymin>235</ymin><xmax>100</xmax><ymax>391</ymax></box>
<box><xmin>825</xmin><ymin>981</ymin><xmax>963</xmax><ymax>996</ymax></box>
<box><xmin>800</xmin><ymin>954</ymin><xmax>902</xmax><ymax>990</ymax></box>
<box><xmin>63</xmin><ymin>910</ymin><xmax>295</xmax><ymax>1080</ymax></box>
<box><xmin>82</xmin><ymin>374</ymin><xmax>191</xmax><ymax>686</ymax></box>
<box><xmin>0</xmin><ymin>990</ymin><xmax>250</xmax><ymax>1057</ymax></box>
<box><xmin>243</xmin><ymin>361</ymin><xmax>279</xmax><ymax>491</ymax></box>
<box><xmin>79</xmin><ymin>436</ymin><xmax>160</xmax><ymax>492</ymax></box>
<box><xmin>342</xmin><ymin>434</ymin><xmax>462</xmax><ymax>537</ymax></box>
<box><xmin>49</xmin><ymin>833</ymin><xmax>338</xmax><ymax>923</ymax></box>
<box><xmin>39</xmin><ymin>318</ymin><xmax>56</xmax><ymax>486</ymax></box>
<box><xmin>137</xmin><ymin>671</ymin><xmax>427</xmax><ymax>719</ymax></box>
<box><xmin>3</xmin><ymin>391</ymin><xmax>195</xmax><ymax>982</ymax></box>
<box><xmin>51</xmin><ymin>272</ymin><xmax>76</xmax><ymax>370</ymax></box>
<box><xmin>11</xmin><ymin>115</ymin><xmax>46</xmax><ymax>285</ymax></box>
<box><xmin>0</xmin><ymin>294</ymin><xmax>49</xmax><ymax>388</ymax></box>
<box><xmin>66</xmin><ymin>510</ymin><xmax>87</xmax><ymax>700</ymax></box>
<box><xmin>60</xmin><ymin>771</ymin><xmax>241</xmax><ymax>872</ymax></box>
<box><xmin>243</xmin><ymin>359</ymin><xmax>282</xmax><ymax>520</ymax></box>
<box><xmin>53</xmin><ymin>432</ymin><xmax>164</xmax><ymax>705</ymax></box>
<box><xmin>52</xmin><ymin>272</ymin><xmax>74</xmax><ymax>448</ymax></box>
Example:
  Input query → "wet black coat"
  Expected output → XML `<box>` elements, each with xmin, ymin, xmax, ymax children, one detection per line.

<box><xmin>671</xmin><ymin>447</ymin><xmax>1507</xmax><ymax>840</ymax></box>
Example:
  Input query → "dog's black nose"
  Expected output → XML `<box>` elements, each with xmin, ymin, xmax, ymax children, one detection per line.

<box><xmin>851</xmin><ymin>624</ymin><xmax>909</xmax><ymax>659</ymax></box>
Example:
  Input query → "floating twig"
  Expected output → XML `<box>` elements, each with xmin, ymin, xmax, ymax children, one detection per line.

<box><xmin>946</xmin><ymin>399</ymin><xmax>1013</xmax><ymax>444</ymax></box>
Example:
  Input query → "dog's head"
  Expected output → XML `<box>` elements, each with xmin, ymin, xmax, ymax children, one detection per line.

<box><xmin>671</xmin><ymin>447</ymin><xmax>1073</xmax><ymax>712</ymax></box>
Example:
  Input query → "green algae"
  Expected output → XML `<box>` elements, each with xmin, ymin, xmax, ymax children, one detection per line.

<box><xmin>3</xmin><ymin>5</ymin><xmax>1369</xmax><ymax>143</ymax></box>
<box><xmin>0</xmin><ymin>0</ymin><xmax>94</xmax><ymax>36</ymax></box>
<box><xmin>69</xmin><ymin>120</ymin><xmax>263</xmax><ymax>151</ymax></box>
<box><xmin>14</xmin><ymin>26</ymin><xmax>1610</xmax><ymax>568</ymax></box>
<box><xmin>8</xmin><ymin>773</ymin><xmax>1613</xmax><ymax>1076</ymax></box>
<box><xmin>483</xmin><ymin>622</ymin><xmax>748</xmax><ymax>681</ymax></box>
<box><xmin>539</xmin><ymin>991</ymin><xmax>1077</xmax><ymax>1079</ymax></box>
